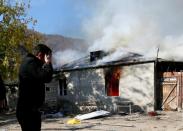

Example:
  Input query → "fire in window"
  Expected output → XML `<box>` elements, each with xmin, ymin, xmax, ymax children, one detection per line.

<box><xmin>59</xmin><ymin>78</ymin><xmax>67</xmax><ymax>96</ymax></box>
<box><xmin>105</xmin><ymin>67</ymin><xmax>121</xmax><ymax>96</ymax></box>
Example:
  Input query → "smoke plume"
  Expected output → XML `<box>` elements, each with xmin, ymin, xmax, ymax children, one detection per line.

<box><xmin>53</xmin><ymin>49</ymin><xmax>85</xmax><ymax>68</ymax></box>
<box><xmin>83</xmin><ymin>0</ymin><xmax>183</xmax><ymax>61</ymax></box>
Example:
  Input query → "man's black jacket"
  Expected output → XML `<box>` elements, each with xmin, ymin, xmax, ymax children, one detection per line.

<box><xmin>0</xmin><ymin>75</ymin><xmax>6</xmax><ymax>100</ymax></box>
<box><xmin>17</xmin><ymin>53</ymin><xmax>53</xmax><ymax>109</ymax></box>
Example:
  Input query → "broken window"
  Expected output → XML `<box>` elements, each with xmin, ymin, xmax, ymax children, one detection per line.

<box><xmin>59</xmin><ymin>78</ymin><xmax>67</xmax><ymax>96</ymax></box>
<box><xmin>105</xmin><ymin>67</ymin><xmax>121</xmax><ymax>96</ymax></box>
<box><xmin>45</xmin><ymin>87</ymin><xmax>50</xmax><ymax>92</ymax></box>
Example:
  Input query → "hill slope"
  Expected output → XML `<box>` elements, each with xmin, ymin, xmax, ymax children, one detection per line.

<box><xmin>44</xmin><ymin>34</ymin><xmax>88</xmax><ymax>52</ymax></box>
<box><xmin>43</xmin><ymin>34</ymin><xmax>88</xmax><ymax>67</ymax></box>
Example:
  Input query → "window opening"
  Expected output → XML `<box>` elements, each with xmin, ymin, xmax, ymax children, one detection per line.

<box><xmin>59</xmin><ymin>78</ymin><xmax>67</xmax><ymax>96</ymax></box>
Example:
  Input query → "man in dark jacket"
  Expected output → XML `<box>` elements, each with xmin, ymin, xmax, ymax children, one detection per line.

<box><xmin>16</xmin><ymin>44</ymin><xmax>53</xmax><ymax>131</ymax></box>
<box><xmin>0</xmin><ymin>74</ymin><xmax>6</xmax><ymax>110</ymax></box>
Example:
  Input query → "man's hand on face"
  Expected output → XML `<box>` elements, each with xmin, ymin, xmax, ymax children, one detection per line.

<box><xmin>44</xmin><ymin>54</ymin><xmax>52</xmax><ymax>64</ymax></box>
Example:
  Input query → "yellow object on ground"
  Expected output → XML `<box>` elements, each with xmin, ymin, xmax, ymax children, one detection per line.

<box><xmin>67</xmin><ymin>118</ymin><xmax>81</xmax><ymax>124</ymax></box>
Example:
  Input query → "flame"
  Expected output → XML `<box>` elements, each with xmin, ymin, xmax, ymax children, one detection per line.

<box><xmin>105</xmin><ymin>67</ymin><xmax>121</xmax><ymax>96</ymax></box>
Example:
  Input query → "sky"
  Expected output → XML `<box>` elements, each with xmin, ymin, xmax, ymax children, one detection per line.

<box><xmin>25</xmin><ymin>0</ymin><xmax>183</xmax><ymax>39</ymax></box>
<box><xmin>26</xmin><ymin>0</ymin><xmax>97</xmax><ymax>38</ymax></box>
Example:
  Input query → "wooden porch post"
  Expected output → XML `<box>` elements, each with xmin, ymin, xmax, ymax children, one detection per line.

<box><xmin>178</xmin><ymin>71</ymin><xmax>183</xmax><ymax>111</ymax></box>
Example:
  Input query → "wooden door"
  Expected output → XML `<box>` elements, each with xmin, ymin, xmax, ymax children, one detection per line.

<box><xmin>161</xmin><ymin>72</ymin><xmax>179</xmax><ymax>111</ymax></box>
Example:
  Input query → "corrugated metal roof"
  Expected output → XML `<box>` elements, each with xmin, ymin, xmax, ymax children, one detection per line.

<box><xmin>57</xmin><ymin>51</ymin><xmax>157</xmax><ymax>72</ymax></box>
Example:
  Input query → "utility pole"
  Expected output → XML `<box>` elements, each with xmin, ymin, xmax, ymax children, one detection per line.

<box><xmin>156</xmin><ymin>47</ymin><xmax>159</xmax><ymax>59</ymax></box>
<box><xmin>154</xmin><ymin>46</ymin><xmax>160</xmax><ymax>110</ymax></box>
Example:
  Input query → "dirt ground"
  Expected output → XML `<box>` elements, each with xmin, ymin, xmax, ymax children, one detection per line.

<box><xmin>1</xmin><ymin>111</ymin><xmax>183</xmax><ymax>131</ymax></box>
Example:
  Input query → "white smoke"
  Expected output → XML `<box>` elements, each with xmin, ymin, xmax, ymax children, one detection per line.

<box><xmin>53</xmin><ymin>49</ymin><xmax>85</xmax><ymax>68</ymax></box>
<box><xmin>83</xmin><ymin>0</ymin><xmax>183</xmax><ymax>61</ymax></box>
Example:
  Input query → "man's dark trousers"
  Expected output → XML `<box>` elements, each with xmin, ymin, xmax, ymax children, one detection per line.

<box><xmin>16</xmin><ymin>108</ymin><xmax>41</xmax><ymax>131</ymax></box>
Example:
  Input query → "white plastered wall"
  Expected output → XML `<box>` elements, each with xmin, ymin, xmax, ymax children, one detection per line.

<box><xmin>58</xmin><ymin>62</ymin><xmax>155</xmax><ymax>112</ymax></box>
<box><xmin>119</xmin><ymin>63</ymin><xmax>154</xmax><ymax>112</ymax></box>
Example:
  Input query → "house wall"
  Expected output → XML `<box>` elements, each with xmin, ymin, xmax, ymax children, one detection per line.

<box><xmin>45</xmin><ymin>78</ymin><xmax>59</xmax><ymax>107</ymax></box>
<box><xmin>57</xmin><ymin>62</ymin><xmax>155</xmax><ymax>113</ymax></box>
<box><xmin>58</xmin><ymin>69</ymin><xmax>106</xmax><ymax>113</ymax></box>
<box><xmin>119</xmin><ymin>63</ymin><xmax>155</xmax><ymax>112</ymax></box>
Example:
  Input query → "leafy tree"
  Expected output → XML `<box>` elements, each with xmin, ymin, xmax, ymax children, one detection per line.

<box><xmin>0</xmin><ymin>0</ymin><xmax>42</xmax><ymax>81</ymax></box>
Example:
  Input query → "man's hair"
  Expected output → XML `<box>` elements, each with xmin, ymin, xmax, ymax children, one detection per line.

<box><xmin>33</xmin><ymin>44</ymin><xmax>52</xmax><ymax>56</ymax></box>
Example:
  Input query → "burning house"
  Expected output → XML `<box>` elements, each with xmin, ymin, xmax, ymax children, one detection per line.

<box><xmin>45</xmin><ymin>50</ymin><xmax>183</xmax><ymax>114</ymax></box>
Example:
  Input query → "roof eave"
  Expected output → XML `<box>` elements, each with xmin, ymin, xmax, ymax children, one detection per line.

<box><xmin>60</xmin><ymin>59</ymin><xmax>156</xmax><ymax>72</ymax></box>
